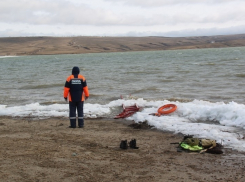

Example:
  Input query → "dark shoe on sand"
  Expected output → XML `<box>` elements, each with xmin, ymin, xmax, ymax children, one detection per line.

<box><xmin>120</xmin><ymin>140</ymin><xmax>128</xmax><ymax>149</ymax></box>
<box><xmin>129</xmin><ymin>139</ymin><xmax>139</xmax><ymax>149</ymax></box>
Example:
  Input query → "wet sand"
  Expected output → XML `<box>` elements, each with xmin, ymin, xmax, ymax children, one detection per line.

<box><xmin>0</xmin><ymin>116</ymin><xmax>245</xmax><ymax>182</ymax></box>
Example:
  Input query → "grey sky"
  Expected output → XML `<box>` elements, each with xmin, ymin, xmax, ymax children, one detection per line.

<box><xmin>0</xmin><ymin>0</ymin><xmax>244</xmax><ymax>37</ymax></box>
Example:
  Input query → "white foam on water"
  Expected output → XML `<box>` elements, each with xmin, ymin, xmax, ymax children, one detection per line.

<box><xmin>1</xmin><ymin>98</ymin><xmax>245</xmax><ymax>151</ymax></box>
<box><xmin>0</xmin><ymin>56</ymin><xmax>18</xmax><ymax>59</ymax></box>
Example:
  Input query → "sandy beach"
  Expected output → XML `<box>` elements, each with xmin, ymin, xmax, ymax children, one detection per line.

<box><xmin>0</xmin><ymin>116</ymin><xmax>245</xmax><ymax>182</ymax></box>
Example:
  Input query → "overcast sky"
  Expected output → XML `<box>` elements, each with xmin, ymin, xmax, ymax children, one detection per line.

<box><xmin>0</xmin><ymin>0</ymin><xmax>245</xmax><ymax>37</ymax></box>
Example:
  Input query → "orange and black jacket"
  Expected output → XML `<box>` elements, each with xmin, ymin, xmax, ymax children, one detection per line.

<box><xmin>64</xmin><ymin>74</ymin><xmax>89</xmax><ymax>102</ymax></box>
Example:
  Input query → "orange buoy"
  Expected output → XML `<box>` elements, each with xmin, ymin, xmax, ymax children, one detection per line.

<box><xmin>156</xmin><ymin>104</ymin><xmax>177</xmax><ymax>116</ymax></box>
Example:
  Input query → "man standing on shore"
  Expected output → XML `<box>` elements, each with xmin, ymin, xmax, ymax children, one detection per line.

<box><xmin>64</xmin><ymin>66</ymin><xmax>89</xmax><ymax>128</ymax></box>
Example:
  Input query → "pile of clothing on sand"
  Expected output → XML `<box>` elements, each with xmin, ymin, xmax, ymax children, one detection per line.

<box><xmin>175</xmin><ymin>135</ymin><xmax>223</xmax><ymax>154</ymax></box>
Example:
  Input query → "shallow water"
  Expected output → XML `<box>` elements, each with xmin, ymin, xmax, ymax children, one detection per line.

<box><xmin>0</xmin><ymin>47</ymin><xmax>245</xmax><ymax>106</ymax></box>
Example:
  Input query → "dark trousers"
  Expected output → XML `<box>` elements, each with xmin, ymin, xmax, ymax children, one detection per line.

<box><xmin>69</xmin><ymin>101</ymin><xmax>84</xmax><ymax>128</ymax></box>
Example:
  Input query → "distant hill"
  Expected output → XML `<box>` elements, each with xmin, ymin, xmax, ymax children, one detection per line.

<box><xmin>0</xmin><ymin>34</ymin><xmax>245</xmax><ymax>56</ymax></box>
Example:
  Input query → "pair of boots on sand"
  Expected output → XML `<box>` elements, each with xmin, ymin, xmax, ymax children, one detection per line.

<box><xmin>120</xmin><ymin>139</ymin><xmax>139</xmax><ymax>149</ymax></box>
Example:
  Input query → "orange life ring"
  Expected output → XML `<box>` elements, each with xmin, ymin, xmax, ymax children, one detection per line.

<box><xmin>157</xmin><ymin>104</ymin><xmax>177</xmax><ymax>116</ymax></box>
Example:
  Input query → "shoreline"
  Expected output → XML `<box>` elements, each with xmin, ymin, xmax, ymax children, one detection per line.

<box><xmin>1</xmin><ymin>116</ymin><xmax>245</xmax><ymax>181</ymax></box>
<box><xmin>1</xmin><ymin>34</ymin><xmax>245</xmax><ymax>56</ymax></box>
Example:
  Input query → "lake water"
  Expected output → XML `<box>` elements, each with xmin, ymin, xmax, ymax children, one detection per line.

<box><xmin>0</xmin><ymin>47</ymin><xmax>245</xmax><ymax>151</ymax></box>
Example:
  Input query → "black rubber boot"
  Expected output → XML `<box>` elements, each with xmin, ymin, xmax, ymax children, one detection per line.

<box><xmin>120</xmin><ymin>140</ymin><xmax>128</xmax><ymax>149</ymax></box>
<box><xmin>129</xmin><ymin>139</ymin><xmax>139</xmax><ymax>149</ymax></box>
